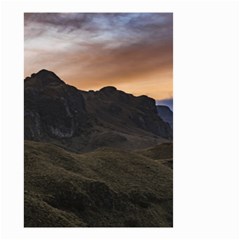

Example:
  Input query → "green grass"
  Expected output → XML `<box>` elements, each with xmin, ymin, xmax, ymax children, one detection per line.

<box><xmin>24</xmin><ymin>140</ymin><xmax>173</xmax><ymax>227</ymax></box>
<box><xmin>135</xmin><ymin>142</ymin><xmax>173</xmax><ymax>169</ymax></box>
<box><xmin>136</xmin><ymin>142</ymin><xmax>173</xmax><ymax>160</ymax></box>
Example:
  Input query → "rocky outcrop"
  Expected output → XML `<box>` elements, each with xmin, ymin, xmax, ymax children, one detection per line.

<box><xmin>81</xmin><ymin>86</ymin><xmax>172</xmax><ymax>139</ymax></box>
<box><xmin>24</xmin><ymin>70</ymin><xmax>88</xmax><ymax>140</ymax></box>
<box><xmin>24</xmin><ymin>70</ymin><xmax>172</xmax><ymax>150</ymax></box>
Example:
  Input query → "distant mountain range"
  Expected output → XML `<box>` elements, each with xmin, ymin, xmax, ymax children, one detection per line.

<box><xmin>24</xmin><ymin>69</ymin><xmax>173</xmax><ymax>227</ymax></box>
<box><xmin>156</xmin><ymin>105</ymin><xmax>173</xmax><ymax>128</ymax></box>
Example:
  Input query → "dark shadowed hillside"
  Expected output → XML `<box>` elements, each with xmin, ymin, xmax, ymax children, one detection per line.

<box><xmin>24</xmin><ymin>69</ymin><xmax>173</xmax><ymax>227</ymax></box>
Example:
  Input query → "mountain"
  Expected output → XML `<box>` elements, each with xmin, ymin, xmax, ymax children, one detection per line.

<box><xmin>156</xmin><ymin>105</ymin><xmax>173</xmax><ymax>128</ymax></box>
<box><xmin>24</xmin><ymin>69</ymin><xmax>172</xmax><ymax>152</ymax></box>
<box><xmin>24</xmin><ymin>69</ymin><xmax>173</xmax><ymax>227</ymax></box>
<box><xmin>24</xmin><ymin>69</ymin><xmax>88</xmax><ymax>140</ymax></box>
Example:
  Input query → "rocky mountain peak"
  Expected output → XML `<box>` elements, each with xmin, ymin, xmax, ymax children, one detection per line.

<box><xmin>24</xmin><ymin>69</ymin><xmax>65</xmax><ymax>88</ymax></box>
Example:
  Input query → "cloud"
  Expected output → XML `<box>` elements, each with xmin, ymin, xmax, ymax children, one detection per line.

<box><xmin>24</xmin><ymin>13</ymin><xmax>173</xmax><ymax>100</ymax></box>
<box><xmin>24</xmin><ymin>13</ymin><xmax>172</xmax><ymax>34</ymax></box>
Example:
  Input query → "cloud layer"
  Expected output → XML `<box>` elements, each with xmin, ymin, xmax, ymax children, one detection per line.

<box><xmin>25</xmin><ymin>13</ymin><xmax>173</xmax><ymax>101</ymax></box>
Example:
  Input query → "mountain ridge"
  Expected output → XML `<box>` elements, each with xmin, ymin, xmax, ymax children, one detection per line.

<box><xmin>24</xmin><ymin>69</ymin><xmax>172</xmax><ymax>152</ymax></box>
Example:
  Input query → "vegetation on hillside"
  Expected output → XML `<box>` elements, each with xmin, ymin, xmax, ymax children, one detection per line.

<box><xmin>25</xmin><ymin>140</ymin><xmax>173</xmax><ymax>227</ymax></box>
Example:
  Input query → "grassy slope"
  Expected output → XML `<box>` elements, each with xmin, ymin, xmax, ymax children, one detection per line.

<box><xmin>136</xmin><ymin>143</ymin><xmax>173</xmax><ymax>169</ymax></box>
<box><xmin>25</xmin><ymin>140</ymin><xmax>173</xmax><ymax>227</ymax></box>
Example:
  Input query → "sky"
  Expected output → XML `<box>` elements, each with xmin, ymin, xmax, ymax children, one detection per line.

<box><xmin>24</xmin><ymin>13</ymin><xmax>173</xmax><ymax>108</ymax></box>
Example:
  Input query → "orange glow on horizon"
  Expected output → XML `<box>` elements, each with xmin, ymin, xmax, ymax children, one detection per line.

<box><xmin>24</xmin><ymin>13</ymin><xmax>173</xmax><ymax>101</ymax></box>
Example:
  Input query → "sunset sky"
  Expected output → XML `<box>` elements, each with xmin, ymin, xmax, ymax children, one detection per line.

<box><xmin>24</xmin><ymin>13</ymin><xmax>173</xmax><ymax>108</ymax></box>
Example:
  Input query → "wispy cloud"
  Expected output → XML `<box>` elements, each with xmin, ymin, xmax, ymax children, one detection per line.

<box><xmin>24</xmin><ymin>13</ymin><xmax>173</xmax><ymax>100</ymax></box>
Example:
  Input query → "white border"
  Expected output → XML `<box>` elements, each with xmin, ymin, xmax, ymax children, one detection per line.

<box><xmin>1</xmin><ymin>0</ymin><xmax>239</xmax><ymax>240</ymax></box>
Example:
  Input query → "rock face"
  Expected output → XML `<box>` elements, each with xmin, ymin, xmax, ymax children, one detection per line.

<box><xmin>24</xmin><ymin>69</ymin><xmax>172</xmax><ymax>150</ymax></box>
<box><xmin>157</xmin><ymin>105</ymin><xmax>173</xmax><ymax>128</ymax></box>
<box><xmin>81</xmin><ymin>87</ymin><xmax>172</xmax><ymax>139</ymax></box>
<box><xmin>25</xmin><ymin>70</ymin><xmax>88</xmax><ymax>140</ymax></box>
